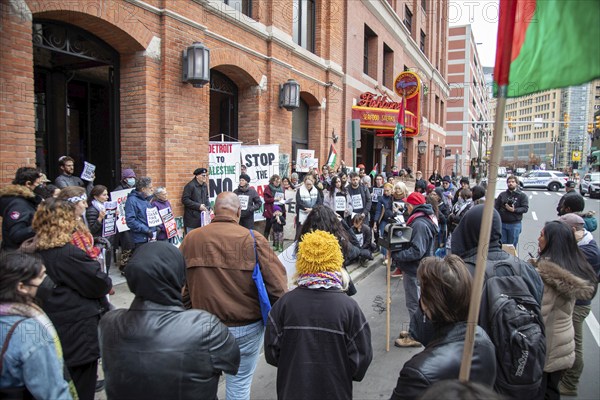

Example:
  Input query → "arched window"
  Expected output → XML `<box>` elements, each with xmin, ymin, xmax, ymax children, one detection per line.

<box><xmin>210</xmin><ymin>70</ymin><xmax>239</xmax><ymax>141</ymax></box>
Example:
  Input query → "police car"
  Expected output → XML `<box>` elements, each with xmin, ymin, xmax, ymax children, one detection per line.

<box><xmin>517</xmin><ymin>170</ymin><xmax>569</xmax><ymax>191</ymax></box>
<box><xmin>579</xmin><ymin>172</ymin><xmax>600</xmax><ymax>198</ymax></box>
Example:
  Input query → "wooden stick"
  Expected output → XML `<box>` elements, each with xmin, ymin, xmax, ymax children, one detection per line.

<box><xmin>386</xmin><ymin>251</ymin><xmax>391</xmax><ymax>352</ymax></box>
<box><xmin>459</xmin><ymin>91</ymin><xmax>508</xmax><ymax>381</ymax></box>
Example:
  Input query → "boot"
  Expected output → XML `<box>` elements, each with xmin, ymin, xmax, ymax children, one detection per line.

<box><xmin>278</xmin><ymin>242</ymin><xmax>284</xmax><ymax>252</ymax></box>
<box><xmin>273</xmin><ymin>241</ymin><xmax>278</xmax><ymax>250</ymax></box>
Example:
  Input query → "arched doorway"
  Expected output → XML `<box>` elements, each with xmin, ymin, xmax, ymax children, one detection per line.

<box><xmin>292</xmin><ymin>99</ymin><xmax>309</xmax><ymax>169</ymax></box>
<box><xmin>33</xmin><ymin>20</ymin><xmax>119</xmax><ymax>187</ymax></box>
<box><xmin>209</xmin><ymin>70</ymin><xmax>239</xmax><ymax>141</ymax></box>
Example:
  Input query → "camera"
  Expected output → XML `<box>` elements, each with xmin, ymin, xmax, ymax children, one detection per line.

<box><xmin>505</xmin><ymin>197</ymin><xmax>516</xmax><ymax>207</ymax></box>
<box><xmin>377</xmin><ymin>223</ymin><xmax>413</xmax><ymax>251</ymax></box>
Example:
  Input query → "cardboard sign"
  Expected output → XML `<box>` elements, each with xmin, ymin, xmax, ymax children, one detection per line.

<box><xmin>158</xmin><ymin>207</ymin><xmax>178</xmax><ymax>239</ymax></box>
<box><xmin>146</xmin><ymin>207</ymin><xmax>162</xmax><ymax>227</ymax></box>
<box><xmin>80</xmin><ymin>161</ymin><xmax>96</xmax><ymax>182</ymax></box>
<box><xmin>110</xmin><ymin>189</ymin><xmax>133</xmax><ymax>232</ymax></box>
<box><xmin>102</xmin><ymin>201</ymin><xmax>118</xmax><ymax>237</ymax></box>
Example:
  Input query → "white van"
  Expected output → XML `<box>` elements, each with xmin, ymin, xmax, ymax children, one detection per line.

<box><xmin>497</xmin><ymin>167</ymin><xmax>507</xmax><ymax>177</ymax></box>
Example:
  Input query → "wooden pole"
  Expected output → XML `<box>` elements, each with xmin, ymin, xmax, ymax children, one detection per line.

<box><xmin>458</xmin><ymin>89</ymin><xmax>508</xmax><ymax>381</ymax></box>
<box><xmin>386</xmin><ymin>251</ymin><xmax>391</xmax><ymax>352</ymax></box>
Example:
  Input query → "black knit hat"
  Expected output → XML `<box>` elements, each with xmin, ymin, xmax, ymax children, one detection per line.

<box><xmin>239</xmin><ymin>173</ymin><xmax>251</xmax><ymax>183</ymax></box>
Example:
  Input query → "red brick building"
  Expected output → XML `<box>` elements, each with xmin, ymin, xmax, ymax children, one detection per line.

<box><xmin>1</xmin><ymin>0</ymin><xmax>450</xmax><ymax>219</ymax></box>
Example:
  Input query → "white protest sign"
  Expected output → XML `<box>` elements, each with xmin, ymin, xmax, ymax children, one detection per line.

<box><xmin>80</xmin><ymin>161</ymin><xmax>96</xmax><ymax>182</ymax></box>
<box><xmin>110</xmin><ymin>188</ymin><xmax>133</xmax><ymax>232</ymax></box>
<box><xmin>158</xmin><ymin>207</ymin><xmax>178</xmax><ymax>239</ymax></box>
<box><xmin>208</xmin><ymin>141</ymin><xmax>242</xmax><ymax>205</ymax></box>
<box><xmin>102</xmin><ymin>201</ymin><xmax>118</xmax><ymax>237</ymax></box>
<box><xmin>335</xmin><ymin>196</ymin><xmax>347</xmax><ymax>212</ymax></box>
<box><xmin>239</xmin><ymin>195</ymin><xmax>249</xmax><ymax>210</ymax></box>
<box><xmin>372</xmin><ymin>187</ymin><xmax>383</xmax><ymax>202</ymax></box>
<box><xmin>146</xmin><ymin>207</ymin><xmax>162</xmax><ymax>227</ymax></box>
<box><xmin>296</xmin><ymin>149</ymin><xmax>314</xmax><ymax>173</ymax></box>
<box><xmin>351</xmin><ymin>194</ymin><xmax>363</xmax><ymax>210</ymax></box>
<box><xmin>240</xmin><ymin>144</ymin><xmax>279</xmax><ymax>222</ymax></box>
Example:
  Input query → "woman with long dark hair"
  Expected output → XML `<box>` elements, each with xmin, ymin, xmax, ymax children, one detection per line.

<box><xmin>533</xmin><ymin>220</ymin><xmax>596</xmax><ymax>400</ymax></box>
<box><xmin>323</xmin><ymin>175</ymin><xmax>352</xmax><ymax>220</ymax></box>
<box><xmin>0</xmin><ymin>251</ymin><xmax>76</xmax><ymax>399</ymax></box>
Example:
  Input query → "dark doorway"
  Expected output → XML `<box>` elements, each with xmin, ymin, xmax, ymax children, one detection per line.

<box><xmin>33</xmin><ymin>20</ymin><xmax>119</xmax><ymax>188</ymax></box>
<box><xmin>292</xmin><ymin>99</ymin><xmax>309</xmax><ymax>170</ymax></box>
<box><xmin>210</xmin><ymin>70</ymin><xmax>238</xmax><ymax>141</ymax></box>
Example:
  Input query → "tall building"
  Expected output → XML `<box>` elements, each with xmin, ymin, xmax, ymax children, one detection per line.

<box><xmin>446</xmin><ymin>25</ymin><xmax>491</xmax><ymax>179</ymax></box>
<box><xmin>0</xmin><ymin>0</ymin><xmax>450</xmax><ymax>218</ymax></box>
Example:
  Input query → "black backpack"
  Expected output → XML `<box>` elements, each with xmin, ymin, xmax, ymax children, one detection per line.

<box><xmin>478</xmin><ymin>260</ymin><xmax>546</xmax><ymax>399</ymax></box>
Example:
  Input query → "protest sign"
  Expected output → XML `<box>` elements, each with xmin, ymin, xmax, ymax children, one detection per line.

<box><xmin>80</xmin><ymin>161</ymin><xmax>96</xmax><ymax>182</ymax></box>
<box><xmin>295</xmin><ymin>149</ymin><xmax>314</xmax><ymax>172</ymax></box>
<box><xmin>335</xmin><ymin>196</ymin><xmax>347</xmax><ymax>212</ymax></box>
<box><xmin>170</xmin><ymin>217</ymin><xmax>186</xmax><ymax>248</ymax></box>
<box><xmin>102</xmin><ymin>201</ymin><xmax>118</xmax><ymax>237</ymax></box>
<box><xmin>158</xmin><ymin>207</ymin><xmax>177</xmax><ymax>239</ymax></box>
<box><xmin>208</xmin><ymin>141</ymin><xmax>242</xmax><ymax>205</ymax></box>
<box><xmin>146</xmin><ymin>207</ymin><xmax>162</xmax><ymax>228</ymax></box>
<box><xmin>110</xmin><ymin>188</ymin><xmax>133</xmax><ymax>232</ymax></box>
<box><xmin>240</xmin><ymin>144</ymin><xmax>279</xmax><ymax>222</ymax></box>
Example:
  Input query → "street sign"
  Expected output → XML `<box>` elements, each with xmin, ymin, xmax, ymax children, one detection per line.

<box><xmin>572</xmin><ymin>151</ymin><xmax>581</xmax><ymax>161</ymax></box>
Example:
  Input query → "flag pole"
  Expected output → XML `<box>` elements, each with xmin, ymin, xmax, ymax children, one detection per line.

<box><xmin>458</xmin><ymin>0</ymin><xmax>516</xmax><ymax>382</ymax></box>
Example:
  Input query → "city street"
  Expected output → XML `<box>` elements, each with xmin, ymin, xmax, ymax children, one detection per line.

<box><xmin>98</xmin><ymin>188</ymin><xmax>600</xmax><ymax>400</ymax></box>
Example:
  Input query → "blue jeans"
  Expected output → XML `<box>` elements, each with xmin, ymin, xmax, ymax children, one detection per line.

<box><xmin>501</xmin><ymin>222</ymin><xmax>522</xmax><ymax>248</ymax></box>
<box><xmin>225</xmin><ymin>320</ymin><xmax>265</xmax><ymax>400</ymax></box>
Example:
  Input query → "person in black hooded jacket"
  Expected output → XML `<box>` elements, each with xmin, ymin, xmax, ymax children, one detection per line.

<box><xmin>99</xmin><ymin>241</ymin><xmax>240</xmax><ymax>400</ymax></box>
<box><xmin>234</xmin><ymin>173</ymin><xmax>262</xmax><ymax>229</ymax></box>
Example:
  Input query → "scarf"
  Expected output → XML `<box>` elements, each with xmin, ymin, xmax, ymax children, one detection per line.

<box><xmin>71</xmin><ymin>229</ymin><xmax>101</xmax><ymax>259</ymax></box>
<box><xmin>296</xmin><ymin>271</ymin><xmax>343</xmax><ymax>289</ymax></box>
<box><xmin>269</xmin><ymin>183</ymin><xmax>283</xmax><ymax>195</ymax></box>
<box><xmin>0</xmin><ymin>302</ymin><xmax>78</xmax><ymax>399</ymax></box>
<box><xmin>299</xmin><ymin>185</ymin><xmax>319</xmax><ymax>207</ymax></box>
<box><xmin>92</xmin><ymin>199</ymin><xmax>105</xmax><ymax>212</ymax></box>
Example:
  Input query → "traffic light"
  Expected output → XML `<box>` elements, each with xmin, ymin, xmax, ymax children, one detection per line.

<box><xmin>595</xmin><ymin>115</ymin><xmax>600</xmax><ymax>129</ymax></box>
<box><xmin>564</xmin><ymin>113</ymin><xmax>570</xmax><ymax>129</ymax></box>
<box><xmin>508</xmin><ymin>117</ymin><xmax>515</xmax><ymax>129</ymax></box>
<box><xmin>589</xmin><ymin>123</ymin><xmax>594</xmax><ymax>134</ymax></box>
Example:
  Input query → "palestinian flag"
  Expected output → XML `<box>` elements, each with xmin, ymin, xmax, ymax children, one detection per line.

<box><xmin>369</xmin><ymin>163</ymin><xmax>378</xmax><ymax>177</ymax></box>
<box><xmin>327</xmin><ymin>144</ymin><xmax>337</xmax><ymax>169</ymax></box>
<box><xmin>494</xmin><ymin>0</ymin><xmax>600</xmax><ymax>98</ymax></box>
<box><xmin>394</xmin><ymin>98</ymin><xmax>405</xmax><ymax>156</ymax></box>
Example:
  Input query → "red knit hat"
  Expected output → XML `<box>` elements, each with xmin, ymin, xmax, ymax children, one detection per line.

<box><xmin>406</xmin><ymin>192</ymin><xmax>426</xmax><ymax>205</ymax></box>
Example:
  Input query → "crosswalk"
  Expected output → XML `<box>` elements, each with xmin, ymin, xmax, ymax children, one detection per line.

<box><xmin>524</xmin><ymin>191</ymin><xmax>591</xmax><ymax>200</ymax></box>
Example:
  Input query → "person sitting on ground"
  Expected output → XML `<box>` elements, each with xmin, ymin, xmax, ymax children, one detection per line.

<box><xmin>390</xmin><ymin>256</ymin><xmax>496</xmax><ymax>400</ymax></box>
<box><xmin>265</xmin><ymin>230</ymin><xmax>373</xmax><ymax>400</ymax></box>
<box><xmin>348</xmin><ymin>213</ymin><xmax>374</xmax><ymax>267</ymax></box>
<box><xmin>0</xmin><ymin>251</ymin><xmax>76</xmax><ymax>399</ymax></box>
<box><xmin>99</xmin><ymin>241</ymin><xmax>240</xmax><ymax>400</ymax></box>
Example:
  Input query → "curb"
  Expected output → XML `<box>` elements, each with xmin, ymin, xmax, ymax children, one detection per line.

<box><xmin>347</xmin><ymin>253</ymin><xmax>386</xmax><ymax>284</ymax></box>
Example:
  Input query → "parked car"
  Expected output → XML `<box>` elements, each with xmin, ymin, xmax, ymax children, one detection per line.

<box><xmin>517</xmin><ymin>170</ymin><xmax>569</xmax><ymax>191</ymax></box>
<box><xmin>579</xmin><ymin>172</ymin><xmax>600</xmax><ymax>198</ymax></box>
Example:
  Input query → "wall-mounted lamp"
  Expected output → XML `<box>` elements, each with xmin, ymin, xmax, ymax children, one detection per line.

<box><xmin>434</xmin><ymin>145</ymin><xmax>442</xmax><ymax>157</ymax></box>
<box><xmin>326</xmin><ymin>129</ymin><xmax>339</xmax><ymax>143</ymax></box>
<box><xmin>182</xmin><ymin>42</ymin><xmax>210</xmax><ymax>88</ymax></box>
<box><xmin>417</xmin><ymin>141</ymin><xmax>427</xmax><ymax>155</ymax></box>
<box><xmin>279</xmin><ymin>79</ymin><xmax>300</xmax><ymax>111</ymax></box>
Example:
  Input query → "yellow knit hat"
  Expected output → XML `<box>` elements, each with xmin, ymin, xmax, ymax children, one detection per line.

<box><xmin>296</xmin><ymin>230</ymin><xmax>344</xmax><ymax>274</ymax></box>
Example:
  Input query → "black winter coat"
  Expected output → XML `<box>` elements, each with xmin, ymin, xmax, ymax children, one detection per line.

<box><xmin>234</xmin><ymin>184</ymin><xmax>262</xmax><ymax>229</ymax></box>
<box><xmin>390</xmin><ymin>323</ymin><xmax>496</xmax><ymax>400</ymax></box>
<box><xmin>0</xmin><ymin>185</ymin><xmax>40</xmax><ymax>250</ymax></box>
<box><xmin>494</xmin><ymin>188</ymin><xmax>529</xmax><ymax>223</ymax></box>
<box><xmin>265</xmin><ymin>287</ymin><xmax>372</xmax><ymax>400</ymax></box>
<box><xmin>38</xmin><ymin>244</ymin><xmax>112</xmax><ymax>367</ymax></box>
<box><xmin>99</xmin><ymin>242</ymin><xmax>240</xmax><ymax>400</ymax></box>
<box><xmin>181</xmin><ymin>178</ymin><xmax>210</xmax><ymax>229</ymax></box>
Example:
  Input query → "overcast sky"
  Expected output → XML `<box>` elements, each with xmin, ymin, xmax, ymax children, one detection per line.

<box><xmin>449</xmin><ymin>0</ymin><xmax>499</xmax><ymax>67</ymax></box>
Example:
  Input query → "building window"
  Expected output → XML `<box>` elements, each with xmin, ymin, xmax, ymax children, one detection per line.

<box><xmin>421</xmin><ymin>0</ymin><xmax>426</xmax><ymax>11</ymax></box>
<box><xmin>420</xmin><ymin>29</ymin><xmax>426</xmax><ymax>54</ymax></box>
<box><xmin>363</xmin><ymin>24</ymin><xmax>377</xmax><ymax>78</ymax></box>
<box><xmin>383</xmin><ymin>43</ymin><xmax>394</xmax><ymax>88</ymax></box>
<box><xmin>293</xmin><ymin>0</ymin><xmax>315</xmax><ymax>53</ymax></box>
<box><xmin>435</xmin><ymin>95</ymin><xmax>440</xmax><ymax>124</ymax></box>
<box><xmin>223</xmin><ymin>0</ymin><xmax>252</xmax><ymax>17</ymax></box>
<box><xmin>404</xmin><ymin>6</ymin><xmax>413</xmax><ymax>33</ymax></box>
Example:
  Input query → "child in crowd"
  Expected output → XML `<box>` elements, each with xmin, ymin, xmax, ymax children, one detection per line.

<box><xmin>272</xmin><ymin>205</ymin><xmax>286</xmax><ymax>252</ymax></box>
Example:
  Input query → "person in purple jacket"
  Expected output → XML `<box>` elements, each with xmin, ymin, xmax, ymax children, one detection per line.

<box><xmin>150</xmin><ymin>187</ymin><xmax>173</xmax><ymax>242</ymax></box>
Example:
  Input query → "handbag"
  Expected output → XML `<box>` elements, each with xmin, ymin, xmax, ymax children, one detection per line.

<box><xmin>249</xmin><ymin>229</ymin><xmax>272</xmax><ymax>325</ymax></box>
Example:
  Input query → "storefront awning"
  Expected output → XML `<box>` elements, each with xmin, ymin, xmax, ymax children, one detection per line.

<box><xmin>351</xmin><ymin>106</ymin><xmax>418</xmax><ymax>136</ymax></box>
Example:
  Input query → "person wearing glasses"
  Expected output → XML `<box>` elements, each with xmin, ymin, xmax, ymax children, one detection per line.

<box><xmin>182</xmin><ymin>168</ymin><xmax>211</xmax><ymax>233</ymax></box>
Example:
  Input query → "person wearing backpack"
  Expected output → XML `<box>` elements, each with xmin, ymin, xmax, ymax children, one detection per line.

<box><xmin>389</xmin><ymin>255</ymin><xmax>496</xmax><ymax>400</ymax></box>
<box><xmin>450</xmin><ymin>205</ymin><xmax>545</xmax><ymax>399</ymax></box>
<box><xmin>531</xmin><ymin>221</ymin><xmax>596</xmax><ymax>400</ymax></box>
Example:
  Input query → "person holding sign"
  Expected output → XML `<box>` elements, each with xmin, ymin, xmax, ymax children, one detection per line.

<box><xmin>263</xmin><ymin>174</ymin><xmax>285</xmax><ymax>240</ymax></box>
<box><xmin>295</xmin><ymin>176</ymin><xmax>323</xmax><ymax>238</ymax></box>
<box><xmin>234</xmin><ymin>173</ymin><xmax>262</xmax><ymax>230</ymax></box>
<box><xmin>124</xmin><ymin>177</ymin><xmax>157</xmax><ymax>250</ymax></box>
<box><xmin>347</xmin><ymin>172</ymin><xmax>372</xmax><ymax>225</ymax></box>
<box><xmin>150</xmin><ymin>187</ymin><xmax>173</xmax><ymax>242</ymax></box>
<box><xmin>54</xmin><ymin>156</ymin><xmax>94</xmax><ymax>195</ymax></box>
<box><xmin>323</xmin><ymin>175</ymin><xmax>352</xmax><ymax>221</ymax></box>
<box><xmin>181</xmin><ymin>168</ymin><xmax>211</xmax><ymax>233</ymax></box>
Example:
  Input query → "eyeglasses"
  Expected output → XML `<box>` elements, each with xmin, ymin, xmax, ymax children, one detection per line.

<box><xmin>200</xmin><ymin>174</ymin><xmax>207</xmax><ymax>177</ymax></box>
